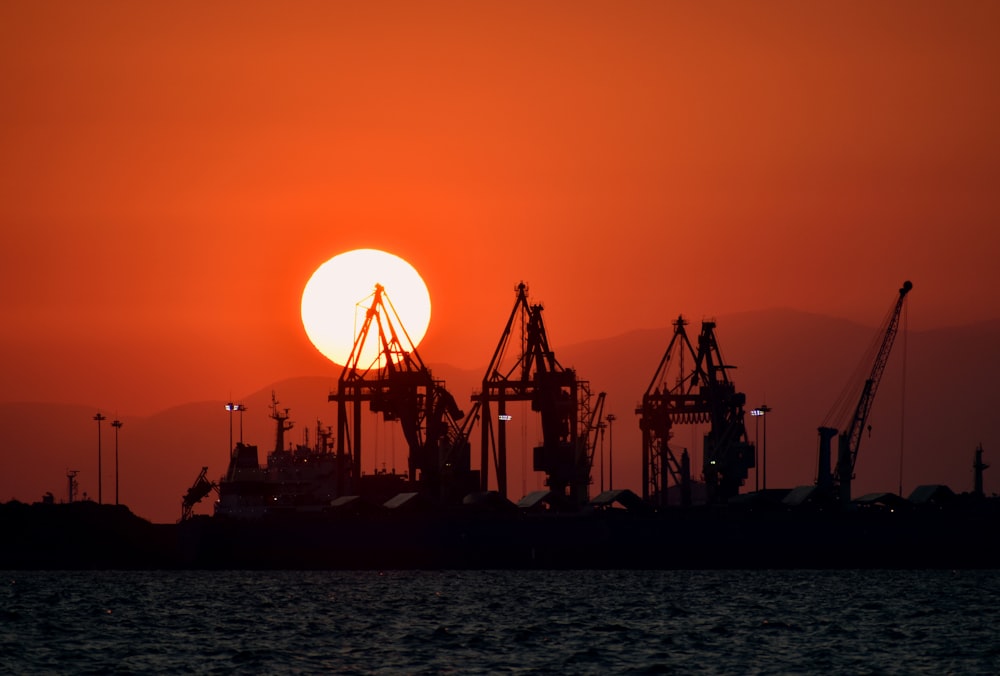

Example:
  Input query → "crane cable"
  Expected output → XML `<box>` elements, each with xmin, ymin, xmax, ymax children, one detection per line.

<box><xmin>521</xmin><ymin>399</ymin><xmax>528</xmax><ymax>497</ymax></box>
<box><xmin>898</xmin><ymin>299</ymin><xmax>909</xmax><ymax>497</ymax></box>
<box><xmin>821</xmin><ymin>298</ymin><xmax>898</xmax><ymax>431</ymax></box>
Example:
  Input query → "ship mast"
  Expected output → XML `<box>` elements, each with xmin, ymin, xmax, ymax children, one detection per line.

<box><xmin>270</xmin><ymin>392</ymin><xmax>294</xmax><ymax>453</ymax></box>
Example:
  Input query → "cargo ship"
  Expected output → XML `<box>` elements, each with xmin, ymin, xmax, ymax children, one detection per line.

<box><xmin>181</xmin><ymin>393</ymin><xmax>350</xmax><ymax>521</ymax></box>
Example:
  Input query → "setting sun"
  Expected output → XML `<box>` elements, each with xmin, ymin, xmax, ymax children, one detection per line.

<box><xmin>300</xmin><ymin>249</ymin><xmax>432</xmax><ymax>366</ymax></box>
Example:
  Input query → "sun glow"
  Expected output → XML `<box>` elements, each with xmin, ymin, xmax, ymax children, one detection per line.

<box><xmin>301</xmin><ymin>249</ymin><xmax>431</xmax><ymax>366</ymax></box>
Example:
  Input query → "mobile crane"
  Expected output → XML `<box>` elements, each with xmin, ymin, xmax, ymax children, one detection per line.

<box><xmin>817</xmin><ymin>281</ymin><xmax>912</xmax><ymax>504</ymax></box>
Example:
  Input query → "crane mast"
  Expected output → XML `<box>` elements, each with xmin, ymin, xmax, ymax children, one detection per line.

<box><xmin>818</xmin><ymin>280</ymin><xmax>912</xmax><ymax>504</ymax></box>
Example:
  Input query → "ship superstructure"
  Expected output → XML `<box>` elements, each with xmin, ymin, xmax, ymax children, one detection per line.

<box><xmin>211</xmin><ymin>393</ymin><xmax>347</xmax><ymax>518</ymax></box>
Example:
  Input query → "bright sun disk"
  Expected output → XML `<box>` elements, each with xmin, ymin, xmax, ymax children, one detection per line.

<box><xmin>301</xmin><ymin>249</ymin><xmax>431</xmax><ymax>366</ymax></box>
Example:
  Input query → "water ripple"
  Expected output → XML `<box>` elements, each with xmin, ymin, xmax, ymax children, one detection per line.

<box><xmin>2</xmin><ymin>570</ymin><xmax>1000</xmax><ymax>674</ymax></box>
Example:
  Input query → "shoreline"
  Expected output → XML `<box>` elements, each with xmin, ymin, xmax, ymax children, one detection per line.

<box><xmin>3</xmin><ymin>498</ymin><xmax>998</xmax><ymax>571</ymax></box>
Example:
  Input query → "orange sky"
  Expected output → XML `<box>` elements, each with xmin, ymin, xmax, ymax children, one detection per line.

<box><xmin>2</xmin><ymin>0</ymin><xmax>999</xmax><ymax>415</ymax></box>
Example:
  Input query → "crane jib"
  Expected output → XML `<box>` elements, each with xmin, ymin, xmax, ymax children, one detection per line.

<box><xmin>828</xmin><ymin>281</ymin><xmax>912</xmax><ymax>502</ymax></box>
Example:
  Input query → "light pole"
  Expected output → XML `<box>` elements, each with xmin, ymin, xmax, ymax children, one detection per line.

<box><xmin>112</xmin><ymin>419</ymin><xmax>123</xmax><ymax>505</ymax></box>
<box><xmin>237</xmin><ymin>403</ymin><xmax>246</xmax><ymax>443</ymax></box>
<box><xmin>606</xmin><ymin>413</ymin><xmax>616</xmax><ymax>490</ymax></box>
<box><xmin>752</xmin><ymin>409</ymin><xmax>760</xmax><ymax>492</ymax></box>
<box><xmin>597</xmin><ymin>420</ymin><xmax>607</xmax><ymax>492</ymax></box>
<box><xmin>751</xmin><ymin>405</ymin><xmax>772</xmax><ymax>490</ymax></box>
<box><xmin>93</xmin><ymin>413</ymin><xmax>106</xmax><ymax>504</ymax></box>
<box><xmin>226</xmin><ymin>402</ymin><xmax>234</xmax><ymax>455</ymax></box>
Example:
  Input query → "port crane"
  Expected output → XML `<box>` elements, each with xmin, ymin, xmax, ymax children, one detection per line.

<box><xmin>180</xmin><ymin>467</ymin><xmax>215</xmax><ymax>521</ymax></box>
<box><xmin>637</xmin><ymin>316</ymin><xmax>754</xmax><ymax>506</ymax></box>
<box><xmin>473</xmin><ymin>282</ymin><xmax>604</xmax><ymax>504</ymax></box>
<box><xmin>817</xmin><ymin>280</ymin><xmax>912</xmax><ymax>504</ymax></box>
<box><xmin>329</xmin><ymin>283</ymin><xmax>476</xmax><ymax>503</ymax></box>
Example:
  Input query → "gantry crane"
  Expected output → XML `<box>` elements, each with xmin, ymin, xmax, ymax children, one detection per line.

<box><xmin>817</xmin><ymin>280</ymin><xmax>912</xmax><ymax>504</ymax></box>
<box><xmin>637</xmin><ymin>316</ymin><xmax>754</xmax><ymax>506</ymax></box>
<box><xmin>473</xmin><ymin>283</ymin><xmax>603</xmax><ymax>504</ymax></box>
<box><xmin>329</xmin><ymin>283</ymin><xmax>476</xmax><ymax>503</ymax></box>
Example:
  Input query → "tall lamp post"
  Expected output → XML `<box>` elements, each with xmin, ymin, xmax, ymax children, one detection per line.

<box><xmin>226</xmin><ymin>402</ymin><xmax>247</xmax><ymax>456</ymax></box>
<box><xmin>751</xmin><ymin>405</ymin><xmax>772</xmax><ymax>490</ymax></box>
<box><xmin>112</xmin><ymin>419</ymin><xmax>123</xmax><ymax>505</ymax></box>
<box><xmin>597</xmin><ymin>420</ymin><xmax>607</xmax><ymax>492</ymax></box>
<box><xmin>93</xmin><ymin>413</ymin><xmax>106</xmax><ymax>504</ymax></box>
<box><xmin>753</xmin><ymin>410</ymin><xmax>760</xmax><ymax>492</ymax></box>
<box><xmin>226</xmin><ymin>402</ymin><xmax>236</xmax><ymax>454</ymax></box>
<box><xmin>606</xmin><ymin>413</ymin><xmax>616</xmax><ymax>490</ymax></box>
<box><xmin>237</xmin><ymin>403</ymin><xmax>246</xmax><ymax>443</ymax></box>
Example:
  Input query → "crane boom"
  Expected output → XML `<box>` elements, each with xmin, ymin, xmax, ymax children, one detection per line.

<box><xmin>841</xmin><ymin>280</ymin><xmax>912</xmax><ymax>478</ymax></box>
<box><xmin>818</xmin><ymin>280</ymin><xmax>912</xmax><ymax>503</ymax></box>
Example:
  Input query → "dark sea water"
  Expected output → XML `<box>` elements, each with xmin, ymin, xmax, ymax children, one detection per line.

<box><xmin>2</xmin><ymin>569</ymin><xmax>999</xmax><ymax>674</ymax></box>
